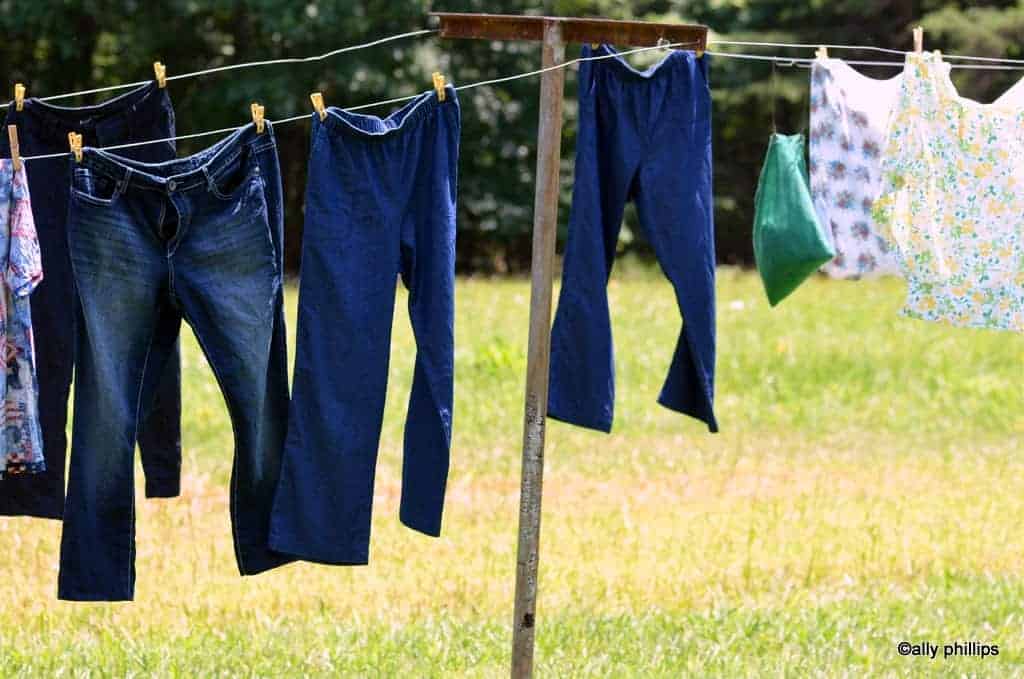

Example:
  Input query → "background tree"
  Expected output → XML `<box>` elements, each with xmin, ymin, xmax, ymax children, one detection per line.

<box><xmin>0</xmin><ymin>1</ymin><xmax>1019</xmax><ymax>272</ymax></box>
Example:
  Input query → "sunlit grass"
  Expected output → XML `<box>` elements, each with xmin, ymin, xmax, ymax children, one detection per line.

<box><xmin>1</xmin><ymin>269</ymin><xmax>1022</xmax><ymax>676</ymax></box>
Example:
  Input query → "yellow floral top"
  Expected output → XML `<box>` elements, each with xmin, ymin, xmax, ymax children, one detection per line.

<box><xmin>874</xmin><ymin>51</ymin><xmax>1024</xmax><ymax>332</ymax></box>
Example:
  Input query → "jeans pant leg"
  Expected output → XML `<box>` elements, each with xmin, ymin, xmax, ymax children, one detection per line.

<box><xmin>58</xmin><ymin>181</ymin><xmax>170</xmax><ymax>601</ymax></box>
<box><xmin>172</xmin><ymin>138</ymin><xmax>294</xmax><ymax>577</ymax></box>
<box><xmin>632</xmin><ymin>56</ymin><xmax>718</xmax><ymax>432</ymax></box>
<box><xmin>135</xmin><ymin>308</ymin><xmax>183</xmax><ymax>497</ymax></box>
<box><xmin>548</xmin><ymin>47</ymin><xmax>642</xmax><ymax>433</ymax></box>
<box><xmin>109</xmin><ymin>89</ymin><xmax>184</xmax><ymax>498</ymax></box>
<box><xmin>397</xmin><ymin>96</ymin><xmax>459</xmax><ymax>536</ymax></box>
<box><xmin>270</xmin><ymin>115</ymin><xmax>401</xmax><ymax>565</ymax></box>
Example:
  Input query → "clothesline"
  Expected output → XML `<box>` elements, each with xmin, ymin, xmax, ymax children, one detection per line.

<box><xmin>706</xmin><ymin>50</ymin><xmax>1024</xmax><ymax>71</ymax></box>
<box><xmin>711</xmin><ymin>39</ymin><xmax>1024</xmax><ymax>65</ymax></box>
<box><xmin>18</xmin><ymin>39</ymin><xmax>702</xmax><ymax>162</ymax></box>
<box><xmin>14</xmin><ymin>30</ymin><xmax>1024</xmax><ymax>162</ymax></box>
<box><xmin>10</xmin><ymin>29</ymin><xmax>1024</xmax><ymax>112</ymax></box>
<box><xmin>1</xmin><ymin>29</ymin><xmax>440</xmax><ymax>107</ymax></box>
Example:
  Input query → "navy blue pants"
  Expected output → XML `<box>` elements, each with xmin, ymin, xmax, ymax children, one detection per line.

<box><xmin>0</xmin><ymin>82</ymin><xmax>182</xmax><ymax>519</ymax></box>
<box><xmin>60</xmin><ymin>124</ymin><xmax>293</xmax><ymax>600</ymax></box>
<box><xmin>549</xmin><ymin>45</ymin><xmax>718</xmax><ymax>433</ymax></box>
<box><xmin>271</xmin><ymin>89</ymin><xmax>459</xmax><ymax>565</ymax></box>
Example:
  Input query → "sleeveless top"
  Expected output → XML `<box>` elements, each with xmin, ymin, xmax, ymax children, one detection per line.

<box><xmin>874</xmin><ymin>52</ymin><xmax>1024</xmax><ymax>332</ymax></box>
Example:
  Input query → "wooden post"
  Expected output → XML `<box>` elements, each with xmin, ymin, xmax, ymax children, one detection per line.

<box><xmin>511</xmin><ymin>20</ymin><xmax>564</xmax><ymax>679</ymax></box>
<box><xmin>429</xmin><ymin>14</ymin><xmax>708</xmax><ymax>677</ymax></box>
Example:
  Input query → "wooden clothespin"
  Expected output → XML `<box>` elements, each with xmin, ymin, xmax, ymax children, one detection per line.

<box><xmin>251</xmin><ymin>103</ymin><xmax>265</xmax><ymax>133</ymax></box>
<box><xmin>913</xmin><ymin>26</ymin><xmax>924</xmax><ymax>53</ymax></box>
<box><xmin>7</xmin><ymin>125</ymin><xmax>21</xmax><ymax>171</ymax></box>
<box><xmin>14</xmin><ymin>83</ymin><xmax>25</xmax><ymax>112</ymax></box>
<box><xmin>657</xmin><ymin>37</ymin><xmax>670</xmax><ymax>52</ymax></box>
<box><xmin>432</xmin><ymin>72</ymin><xmax>446</xmax><ymax>102</ymax></box>
<box><xmin>815</xmin><ymin>46</ymin><xmax>828</xmax><ymax>60</ymax></box>
<box><xmin>153</xmin><ymin>62</ymin><xmax>167</xmax><ymax>88</ymax></box>
<box><xmin>68</xmin><ymin>132</ymin><xmax>83</xmax><ymax>163</ymax></box>
<box><xmin>310</xmin><ymin>92</ymin><xmax>326</xmax><ymax>121</ymax></box>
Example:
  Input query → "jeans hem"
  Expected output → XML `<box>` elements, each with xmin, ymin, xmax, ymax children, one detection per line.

<box><xmin>0</xmin><ymin>506</ymin><xmax>63</xmax><ymax>520</ymax></box>
<box><xmin>399</xmin><ymin>513</ymin><xmax>442</xmax><ymax>538</ymax></box>
<box><xmin>656</xmin><ymin>395</ymin><xmax>719</xmax><ymax>433</ymax></box>
<box><xmin>58</xmin><ymin>586</ymin><xmax>133</xmax><ymax>602</ymax></box>
<box><xmin>268</xmin><ymin>531</ymin><xmax>370</xmax><ymax>567</ymax></box>
<box><xmin>547</xmin><ymin>404</ymin><xmax>613</xmax><ymax>434</ymax></box>
<box><xmin>144</xmin><ymin>478</ymin><xmax>181</xmax><ymax>498</ymax></box>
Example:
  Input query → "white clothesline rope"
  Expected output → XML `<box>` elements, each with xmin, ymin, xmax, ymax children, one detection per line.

<box><xmin>3</xmin><ymin>28</ymin><xmax>439</xmax><ymax>108</ymax></box>
<box><xmin>707</xmin><ymin>50</ymin><xmax>1024</xmax><ymax>71</ymax></box>
<box><xmin>14</xmin><ymin>28</ymin><xmax>1024</xmax><ymax>162</ymax></box>
<box><xmin>711</xmin><ymin>39</ymin><xmax>1024</xmax><ymax>65</ymax></box>
<box><xmin>12</xmin><ymin>28</ymin><xmax>1024</xmax><ymax>112</ymax></box>
<box><xmin>20</xmin><ymin>40</ymin><xmax>702</xmax><ymax>162</ymax></box>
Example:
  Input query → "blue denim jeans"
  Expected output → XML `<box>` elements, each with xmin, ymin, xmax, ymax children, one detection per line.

<box><xmin>270</xmin><ymin>88</ymin><xmax>459</xmax><ymax>565</ymax></box>
<box><xmin>0</xmin><ymin>82</ymin><xmax>182</xmax><ymax>519</ymax></box>
<box><xmin>549</xmin><ymin>45</ymin><xmax>718</xmax><ymax>433</ymax></box>
<box><xmin>59</xmin><ymin>123</ymin><xmax>293</xmax><ymax>600</ymax></box>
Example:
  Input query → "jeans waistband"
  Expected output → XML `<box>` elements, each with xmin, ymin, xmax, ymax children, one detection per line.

<box><xmin>9</xmin><ymin>81</ymin><xmax>168</xmax><ymax>147</ymax></box>
<box><xmin>587</xmin><ymin>44</ymin><xmax>704</xmax><ymax>81</ymax></box>
<box><xmin>80</xmin><ymin>122</ymin><xmax>275</xmax><ymax>194</ymax></box>
<box><xmin>320</xmin><ymin>87</ymin><xmax>456</xmax><ymax>140</ymax></box>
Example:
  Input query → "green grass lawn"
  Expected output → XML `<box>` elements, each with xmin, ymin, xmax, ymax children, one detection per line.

<box><xmin>1</xmin><ymin>268</ymin><xmax>1022</xmax><ymax>677</ymax></box>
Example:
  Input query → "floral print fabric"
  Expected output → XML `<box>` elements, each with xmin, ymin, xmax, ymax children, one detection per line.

<box><xmin>0</xmin><ymin>160</ymin><xmax>43</xmax><ymax>478</ymax></box>
<box><xmin>874</xmin><ymin>52</ymin><xmax>1024</xmax><ymax>332</ymax></box>
<box><xmin>809</xmin><ymin>58</ymin><xmax>902</xmax><ymax>279</ymax></box>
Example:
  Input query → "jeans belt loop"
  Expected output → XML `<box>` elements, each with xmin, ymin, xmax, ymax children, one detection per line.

<box><xmin>118</xmin><ymin>167</ymin><xmax>133</xmax><ymax>195</ymax></box>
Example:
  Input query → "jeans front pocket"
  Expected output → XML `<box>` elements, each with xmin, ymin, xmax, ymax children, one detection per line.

<box><xmin>70</xmin><ymin>167</ymin><xmax>125</xmax><ymax>207</ymax></box>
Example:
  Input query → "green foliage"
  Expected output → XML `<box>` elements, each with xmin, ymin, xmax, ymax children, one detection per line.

<box><xmin>0</xmin><ymin>1</ymin><xmax>1022</xmax><ymax>272</ymax></box>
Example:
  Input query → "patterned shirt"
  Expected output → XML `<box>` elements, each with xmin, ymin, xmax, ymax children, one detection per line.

<box><xmin>809</xmin><ymin>58</ymin><xmax>902</xmax><ymax>279</ymax></box>
<box><xmin>874</xmin><ymin>52</ymin><xmax>1024</xmax><ymax>332</ymax></box>
<box><xmin>0</xmin><ymin>160</ymin><xmax>44</xmax><ymax>478</ymax></box>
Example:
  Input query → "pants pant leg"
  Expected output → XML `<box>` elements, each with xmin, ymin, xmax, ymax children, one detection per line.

<box><xmin>58</xmin><ymin>189</ymin><xmax>170</xmax><ymax>601</ymax></box>
<box><xmin>269</xmin><ymin>117</ymin><xmax>401</xmax><ymax>565</ymax></box>
<box><xmin>397</xmin><ymin>96</ymin><xmax>459</xmax><ymax>537</ymax></box>
<box><xmin>548</xmin><ymin>51</ymin><xmax>642</xmax><ymax>433</ymax></box>
<box><xmin>135</xmin><ymin>308</ymin><xmax>183</xmax><ymax>497</ymax></box>
<box><xmin>173</xmin><ymin>150</ymin><xmax>294</xmax><ymax>578</ymax></box>
<box><xmin>632</xmin><ymin>99</ymin><xmax>718</xmax><ymax>432</ymax></box>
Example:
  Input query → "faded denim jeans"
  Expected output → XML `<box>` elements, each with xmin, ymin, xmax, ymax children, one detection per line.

<box><xmin>59</xmin><ymin>123</ymin><xmax>293</xmax><ymax>601</ymax></box>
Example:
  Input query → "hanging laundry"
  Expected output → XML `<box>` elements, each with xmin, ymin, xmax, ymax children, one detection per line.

<box><xmin>753</xmin><ymin>134</ymin><xmax>835</xmax><ymax>306</ymax></box>
<box><xmin>548</xmin><ymin>44</ymin><xmax>717</xmax><ymax>433</ymax></box>
<box><xmin>809</xmin><ymin>58</ymin><xmax>902</xmax><ymax>279</ymax></box>
<box><xmin>58</xmin><ymin>124</ymin><xmax>294</xmax><ymax>601</ymax></box>
<box><xmin>874</xmin><ymin>51</ymin><xmax>1024</xmax><ymax>332</ymax></box>
<box><xmin>270</xmin><ymin>87</ymin><xmax>460</xmax><ymax>565</ymax></box>
<box><xmin>0</xmin><ymin>82</ymin><xmax>183</xmax><ymax>519</ymax></box>
<box><xmin>0</xmin><ymin>160</ymin><xmax>43</xmax><ymax>479</ymax></box>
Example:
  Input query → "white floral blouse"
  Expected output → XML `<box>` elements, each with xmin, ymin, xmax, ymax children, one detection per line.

<box><xmin>874</xmin><ymin>51</ymin><xmax>1024</xmax><ymax>332</ymax></box>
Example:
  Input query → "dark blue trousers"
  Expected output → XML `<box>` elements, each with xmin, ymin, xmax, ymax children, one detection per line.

<box><xmin>270</xmin><ymin>89</ymin><xmax>459</xmax><ymax>565</ymax></box>
<box><xmin>0</xmin><ymin>82</ymin><xmax>182</xmax><ymax>519</ymax></box>
<box><xmin>549</xmin><ymin>45</ymin><xmax>718</xmax><ymax>433</ymax></box>
<box><xmin>60</xmin><ymin>124</ymin><xmax>293</xmax><ymax>600</ymax></box>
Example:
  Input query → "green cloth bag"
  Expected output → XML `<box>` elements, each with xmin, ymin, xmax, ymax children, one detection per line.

<box><xmin>752</xmin><ymin>133</ymin><xmax>835</xmax><ymax>306</ymax></box>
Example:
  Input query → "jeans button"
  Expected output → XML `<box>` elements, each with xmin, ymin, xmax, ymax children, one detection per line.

<box><xmin>167</xmin><ymin>180</ymin><xmax>177</xmax><ymax>193</ymax></box>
